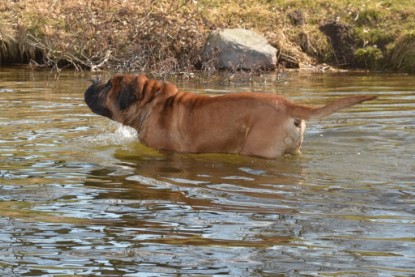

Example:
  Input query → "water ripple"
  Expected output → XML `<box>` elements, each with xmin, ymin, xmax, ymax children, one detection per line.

<box><xmin>0</xmin><ymin>70</ymin><xmax>414</xmax><ymax>276</ymax></box>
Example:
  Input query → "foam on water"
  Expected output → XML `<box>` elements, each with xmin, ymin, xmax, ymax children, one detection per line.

<box><xmin>114</xmin><ymin>124</ymin><xmax>138</xmax><ymax>141</ymax></box>
<box><xmin>80</xmin><ymin>121</ymin><xmax>138</xmax><ymax>146</ymax></box>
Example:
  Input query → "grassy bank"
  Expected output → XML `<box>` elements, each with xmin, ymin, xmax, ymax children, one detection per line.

<box><xmin>1</xmin><ymin>0</ymin><xmax>414</xmax><ymax>73</ymax></box>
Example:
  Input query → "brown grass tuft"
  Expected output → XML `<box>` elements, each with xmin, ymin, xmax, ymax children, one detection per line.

<box><xmin>389</xmin><ymin>31</ymin><xmax>415</xmax><ymax>73</ymax></box>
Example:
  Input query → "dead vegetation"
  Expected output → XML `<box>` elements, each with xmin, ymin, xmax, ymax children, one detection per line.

<box><xmin>1</xmin><ymin>0</ymin><xmax>208</xmax><ymax>74</ymax></box>
<box><xmin>0</xmin><ymin>0</ymin><xmax>414</xmax><ymax>73</ymax></box>
<box><xmin>389</xmin><ymin>31</ymin><xmax>415</xmax><ymax>73</ymax></box>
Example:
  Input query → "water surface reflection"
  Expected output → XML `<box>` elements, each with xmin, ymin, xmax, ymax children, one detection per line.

<box><xmin>0</xmin><ymin>68</ymin><xmax>414</xmax><ymax>275</ymax></box>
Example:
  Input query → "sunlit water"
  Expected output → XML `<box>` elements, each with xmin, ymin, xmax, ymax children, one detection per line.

<box><xmin>0</xmin><ymin>68</ymin><xmax>414</xmax><ymax>276</ymax></box>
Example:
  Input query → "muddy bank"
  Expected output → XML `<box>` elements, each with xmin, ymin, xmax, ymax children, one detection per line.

<box><xmin>0</xmin><ymin>0</ymin><xmax>414</xmax><ymax>73</ymax></box>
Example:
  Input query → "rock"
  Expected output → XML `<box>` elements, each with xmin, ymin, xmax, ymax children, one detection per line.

<box><xmin>202</xmin><ymin>28</ymin><xmax>277</xmax><ymax>71</ymax></box>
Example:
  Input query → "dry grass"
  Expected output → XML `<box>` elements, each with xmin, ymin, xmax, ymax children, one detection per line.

<box><xmin>1</xmin><ymin>0</ymin><xmax>208</xmax><ymax>73</ymax></box>
<box><xmin>389</xmin><ymin>31</ymin><xmax>415</xmax><ymax>73</ymax></box>
<box><xmin>1</xmin><ymin>0</ymin><xmax>414</xmax><ymax>73</ymax></box>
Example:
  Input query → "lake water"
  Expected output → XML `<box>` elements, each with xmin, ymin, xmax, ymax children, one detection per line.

<box><xmin>0</xmin><ymin>67</ymin><xmax>414</xmax><ymax>276</ymax></box>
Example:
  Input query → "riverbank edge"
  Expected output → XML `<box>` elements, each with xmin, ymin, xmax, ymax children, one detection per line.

<box><xmin>1</xmin><ymin>1</ymin><xmax>414</xmax><ymax>74</ymax></box>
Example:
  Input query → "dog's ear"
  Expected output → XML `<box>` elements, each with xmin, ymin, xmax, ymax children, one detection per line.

<box><xmin>117</xmin><ymin>75</ymin><xmax>150</xmax><ymax>110</ymax></box>
<box><xmin>118</xmin><ymin>77</ymin><xmax>139</xmax><ymax>110</ymax></box>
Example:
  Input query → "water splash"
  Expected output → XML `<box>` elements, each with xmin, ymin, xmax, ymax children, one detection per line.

<box><xmin>114</xmin><ymin>124</ymin><xmax>138</xmax><ymax>141</ymax></box>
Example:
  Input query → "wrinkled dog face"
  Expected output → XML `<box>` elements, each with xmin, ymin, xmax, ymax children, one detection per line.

<box><xmin>84</xmin><ymin>74</ymin><xmax>145</xmax><ymax>121</ymax></box>
<box><xmin>84</xmin><ymin>79</ymin><xmax>113</xmax><ymax>118</ymax></box>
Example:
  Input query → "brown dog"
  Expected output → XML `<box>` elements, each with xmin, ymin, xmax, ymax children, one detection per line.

<box><xmin>85</xmin><ymin>74</ymin><xmax>376</xmax><ymax>158</ymax></box>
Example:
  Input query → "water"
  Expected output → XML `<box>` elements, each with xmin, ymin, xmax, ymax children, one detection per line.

<box><xmin>0</xmin><ymin>68</ymin><xmax>414</xmax><ymax>276</ymax></box>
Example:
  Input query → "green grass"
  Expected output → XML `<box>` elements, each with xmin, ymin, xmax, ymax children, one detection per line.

<box><xmin>354</xmin><ymin>46</ymin><xmax>384</xmax><ymax>70</ymax></box>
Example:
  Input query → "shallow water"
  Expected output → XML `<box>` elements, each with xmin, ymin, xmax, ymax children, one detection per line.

<box><xmin>0</xmin><ymin>68</ymin><xmax>414</xmax><ymax>276</ymax></box>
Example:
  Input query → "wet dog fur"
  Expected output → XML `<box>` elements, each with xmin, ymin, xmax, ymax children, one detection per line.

<box><xmin>85</xmin><ymin>74</ymin><xmax>376</xmax><ymax>158</ymax></box>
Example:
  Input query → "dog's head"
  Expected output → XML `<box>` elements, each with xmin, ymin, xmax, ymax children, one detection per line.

<box><xmin>84</xmin><ymin>74</ymin><xmax>172</xmax><ymax>125</ymax></box>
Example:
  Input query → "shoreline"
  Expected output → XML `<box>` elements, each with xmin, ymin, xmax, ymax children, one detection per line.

<box><xmin>1</xmin><ymin>1</ymin><xmax>414</xmax><ymax>73</ymax></box>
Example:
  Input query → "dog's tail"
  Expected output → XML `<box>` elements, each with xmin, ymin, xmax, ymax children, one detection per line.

<box><xmin>287</xmin><ymin>95</ymin><xmax>377</xmax><ymax>120</ymax></box>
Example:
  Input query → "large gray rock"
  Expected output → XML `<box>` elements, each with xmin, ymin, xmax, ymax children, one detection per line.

<box><xmin>202</xmin><ymin>28</ymin><xmax>277</xmax><ymax>70</ymax></box>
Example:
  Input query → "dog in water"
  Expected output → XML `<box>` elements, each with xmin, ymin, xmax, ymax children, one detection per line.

<box><xmin>85</xmin><ymin>74</ymin><xmax>376</xmax><ymax>158</ymax></box>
